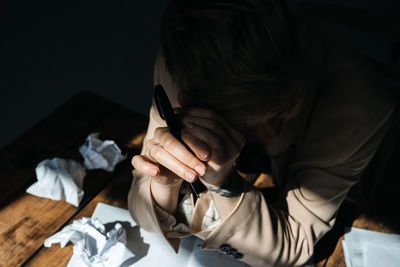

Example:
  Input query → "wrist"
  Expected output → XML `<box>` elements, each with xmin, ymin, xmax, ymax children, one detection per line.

<box><xmin>203</xmin><ymin>168</ymin><xmax>244</xmax><ymax>198</ymax></box>
<box><xmin>150</xmin><ymin>178</ymin><xmax>182</xmax><ymax>214</ymax></box>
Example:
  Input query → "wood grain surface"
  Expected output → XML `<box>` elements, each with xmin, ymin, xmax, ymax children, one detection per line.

<box><xmin>0</xmin><ymin>91</ymin><xmax>122</xmax><ymax>206</ymax></box>
<box><xmin>25</xmin><ymin>163</ymin><xmax>134</xmax><ymax>267</ymax></box>
<box><xmin>0</xmin><ymin>92</ymin><xmax>148</xmax><ymax>267</ymax></box>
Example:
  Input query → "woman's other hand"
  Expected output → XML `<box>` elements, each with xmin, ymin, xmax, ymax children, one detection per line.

<box><xmin>181</xmin><ymin>107</ymin><xmax>245</xmax><ymax>187</ymax></box>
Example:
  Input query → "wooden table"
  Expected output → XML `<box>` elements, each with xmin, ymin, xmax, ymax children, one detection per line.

<box><xmin>0</xmin><ymin>91</ymin><xmax>398</xmax><ymax>266</ymax></box>
<box><xmin>0</xmin><ymin>91</ymin><xmax>148</xmax><ymax>266</ymax></box>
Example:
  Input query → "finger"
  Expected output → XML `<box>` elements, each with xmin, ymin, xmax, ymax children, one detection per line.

<box><xmin>151</xmin><ymin>127</ymin><xmax>169</xmax><ymax>143</ymax></box>
<box><xmin>185</xmin><ymin>108</ymin><xmax>244</xmax><ymax>145</ymax></box>
<box><xmin>182</xmin><ymin>115</ymin><xmax>227</xmax><ymax>139</ymax></box>
<box><xmin>181</xmin><ymin>128</ymin><xmax>211</xmax><ymax>161</ymax></box>
<box><xmin>148</xmin><ymin>143</ymin><xmax>199</xmax><ymax>182</ymax></box>
<box><xmin>154</xmin><ymin>128</ymin><xmax>207</xmax><ymax>176</ymax></box>
<box><xmin>182</xmin><ymin>115</ymin><xmax>243</xmax><ymax>154</ymax></box>
<box><xmin>131</xmin><ymin>155</ymin><xmax>159</xmax><ymax>176</ymax></box>
<box><xmin>183</xmin><ymin>123</ymin><xmax>222</xmax><ymax>151</ymax></box>
<box><xmin>133</xmin><ymin>156</ymin><xmax>182</xmax><ymax>186</ymax></box>
<box><xmin>154</xmin><ymin>165</ymin><xmax>183</xmax><ymax>186</ymax></box>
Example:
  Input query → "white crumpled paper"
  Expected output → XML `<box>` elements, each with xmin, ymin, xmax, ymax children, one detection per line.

<box><xmin>26</xmin><ymin>158</ymin><xmax>86</xmax><ymax>207</ymax></box>
<box><xmin>44</xmin><ymin>217</ymin><xmax>134</xmax><ymax>267</ymax></box>
<box><xmin>79</xmin><ymin>133</ymin><xmax>126</xmax><ymax>172</ymax></box>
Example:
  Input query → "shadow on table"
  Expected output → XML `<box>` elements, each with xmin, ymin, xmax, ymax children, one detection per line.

<box><xmin>104</xmin><ymin>221</ymin><xmax>150</xmax><ymax>266</ymax></box>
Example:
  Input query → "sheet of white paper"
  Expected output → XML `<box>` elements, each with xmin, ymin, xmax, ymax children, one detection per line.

<box><xmin>92</xmin><ymin>203</ymin><xmax>193</xmax><ymax>267</ymax></box>
<box><xmin>345</xmin><ymin>227</ymin><xmax>400</xmax><ymax>245</ymax></box>
<box><xmin>44</xmin><ymin>217</ymin><xmax>134</xmax><ymax>267</ymax></box>
<box><xmin>92</xmin><ymin>203</ymin><xmax>249</xmax><ymax>267</ymax></box>
<box><xmin>343</xmin><ymin>227</ymin><xmax>400</xmax><ymax>267</ymax></box>
<box><xmin>26</xmin><ymin>158</ymin><xmax>85</xmax><ymax>207</ymax></box>
<box><xmin>66</xmin><ymin>242</ymin><xmax>134</xmax><ymax>267</ymax></box>
<box><xmin>79</xmin><ymin>133</ymin><xmax>126</xmax><ymax>172</ymax></box>
<box><xmin>342</xmin><ymin>240</ymin><xmax>354</xmax><ymax>267</ymax></box>
<box><xmin>365</xmin><ymin>241</ymin><xmax>400</xmax><ymax>267</ymax></box>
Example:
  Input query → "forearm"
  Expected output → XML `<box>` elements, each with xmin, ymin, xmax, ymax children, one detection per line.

<box><xmin>150</xmin><ymin>178</ymin><xmax>182</xmax><ymax>214</ymax></box>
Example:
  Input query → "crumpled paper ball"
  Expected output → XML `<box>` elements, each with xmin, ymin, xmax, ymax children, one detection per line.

<box><xmin>26</xmin><ymin>158</ymin><xmax>86</xmax><ymax>207</ymax></box>
<box><xmin>44</xmin><ymin>217</ymin><xmax>134</xmax><ymax>267</ymax></box>
<box><xmin>79</xmin><ymin>133</ymin><xmax>126</xmax><ymax>172</ymax></box>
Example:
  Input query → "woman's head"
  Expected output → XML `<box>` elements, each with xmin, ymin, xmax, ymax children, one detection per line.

<box><xmin>161</xmin><ymin>0</ymin><xmax>301</xmax><ymax>127</ymax></box>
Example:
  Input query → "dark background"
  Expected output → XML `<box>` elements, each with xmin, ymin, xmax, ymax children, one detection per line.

<box><xmin>1</xmin><ymin>0</ymin><xmax>399</xmax><ymax>149</ymax></box>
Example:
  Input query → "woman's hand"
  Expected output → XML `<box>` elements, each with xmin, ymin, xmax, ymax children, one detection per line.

<box><xmin>131</xmin><ymin>126</ymin><xmax>209</xmax><ymax>188</ymax></box>
<box><xmin>181</xmin><ymin>107</ymin><xmax>246</xmax><ymax>187</ymax></box>
<box><xmin>131</xmin><ymin>106</ymin><xmax>244</xmax><ymax>215</ymax></box>
<box><xmin>131</xmin><ymin>106</ymin><xmax>245</xmax><ymax>190</ymax></box>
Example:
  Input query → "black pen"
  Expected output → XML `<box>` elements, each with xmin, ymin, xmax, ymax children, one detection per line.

<box><xmin>153</xmin><ymin>84</ymin><xmax>200</xmax><ymax>200</ymax></box>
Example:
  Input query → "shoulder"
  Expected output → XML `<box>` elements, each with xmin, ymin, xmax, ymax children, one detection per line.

<box><xmin>294</xmin><ymin>35</ymin><xmax>395</xmax><ymax>170</ymax></box>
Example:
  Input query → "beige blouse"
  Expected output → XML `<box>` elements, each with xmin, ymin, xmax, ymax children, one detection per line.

<box><xmin>128</xmin><ymin>26</ymin><xmax>395</xmax><ymax>266</ymax></box>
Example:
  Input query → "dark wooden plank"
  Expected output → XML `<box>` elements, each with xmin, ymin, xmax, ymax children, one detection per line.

<box><xmin>24</xmin><ymin>163</ymin><xmax>134</xmax><ymax>267</ymax></box>
<box><xmin>0</xmin><ymin>105</ymin><xmax>148</xmax><ymax>266</ymax></box>
<box><xmin>0</xmin><ymin>91</ymin><xmax>122</xmax><ymax>206</ymax></box>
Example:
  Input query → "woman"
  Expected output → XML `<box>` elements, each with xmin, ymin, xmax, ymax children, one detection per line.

<box><xmin>128</xmin><ymin>0</ymin><xmax>394</xmax><ymax>266</ymax></box>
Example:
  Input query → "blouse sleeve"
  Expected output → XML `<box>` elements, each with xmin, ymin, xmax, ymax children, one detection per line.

<box><xmin>128</xmin><ymin>52</ymin><xmax>188</xmax><ymax>252</ymax></box>
<box><xmin>198</xmin><ymin>100</ymin><xmax>394</xmax><ymax>267</ymax></box>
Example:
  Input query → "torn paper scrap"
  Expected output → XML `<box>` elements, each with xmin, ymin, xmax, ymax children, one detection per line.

<box><xmin>79</xmin><ymin>133</ymin><xmax>126</xmax><ymax>172</ymax></box>
<box><xmin>44</xmin><ymin>217</ymin><xmax>134</xmax><ymax>267</ymax></box>
<box><xmin>26</xmin><ymin>158</ymin><xmax>85</xmax><ymax>207</ymax></box>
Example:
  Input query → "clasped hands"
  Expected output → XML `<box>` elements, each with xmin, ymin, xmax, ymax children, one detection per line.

<box><xmin>131</xmin><ymin>107</ymin><xmax>245</xmax><ymax>191</ymax></box>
